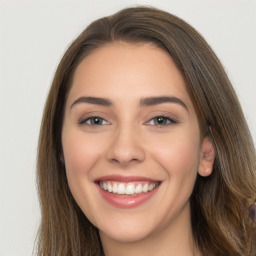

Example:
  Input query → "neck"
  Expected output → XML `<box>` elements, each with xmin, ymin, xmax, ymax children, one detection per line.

<box><xmin>100</xmin><ymin>204</ymin><xmax>201</xmax><ymax>256</ymax></box>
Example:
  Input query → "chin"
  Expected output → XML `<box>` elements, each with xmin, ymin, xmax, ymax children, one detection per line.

<box><xmin>99</xmin><ymin>225</ymin><xmax>152</xmax><ymax>243</ymax></box>
<box><xmin>97</xmin><ymin>213</ymin><xmax>157</xmax><ymax>243</ymax></box>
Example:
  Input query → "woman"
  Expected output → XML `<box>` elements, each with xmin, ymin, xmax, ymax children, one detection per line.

<box><xmin>36</xmin><ymin>6</ymin><xmax>256</xmax><ymax>256</ymax></box>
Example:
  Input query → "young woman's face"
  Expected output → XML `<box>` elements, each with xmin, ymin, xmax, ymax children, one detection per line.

<box><xmin>62</xmin><ymin>42</ymin><xmax>213</xmax><ymax>243</ymax></box>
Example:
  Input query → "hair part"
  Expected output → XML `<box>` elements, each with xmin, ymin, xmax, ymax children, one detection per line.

<box><xmin>36</xmin><ymin>6</ymin><xmax>256</xmax><ymax>256</ymax></box>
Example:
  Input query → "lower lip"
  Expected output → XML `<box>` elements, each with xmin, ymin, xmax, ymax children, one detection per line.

<box><xmin>97</xmin><ymin>184</ymin><xmax>160</xmax><ymax>209</ymax></box>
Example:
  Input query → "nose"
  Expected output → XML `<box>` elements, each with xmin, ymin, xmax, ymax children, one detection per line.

<box><xmin>106</xmin><ymin>126</ymin><xmax>145</xmax><ymax>167</ymax></box>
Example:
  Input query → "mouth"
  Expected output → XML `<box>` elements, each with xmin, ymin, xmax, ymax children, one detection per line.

<box><xmin>95</xmin><ymin>175</ymin><xmax>161</xmax><ymax>209</ymax></box>
<box><xmin>98</xmin><ymin>181</ymin><xmax>160</xmax><ymax>196</ymax></box>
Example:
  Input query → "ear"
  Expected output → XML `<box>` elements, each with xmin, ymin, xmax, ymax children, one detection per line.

<box><xmin>198</xmin><ymin>137</ymin><xmax>215</xmax><ymax>177</ymax></box>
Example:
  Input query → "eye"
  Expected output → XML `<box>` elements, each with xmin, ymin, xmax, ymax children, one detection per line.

<box><xmin>79</xmin><ymin>116</ymin><xmax>109</xmax><ymax>126</ymax></box>
<box><xmin>148</xmin><ymin>116</ymin><xmax>177</xmax><ymax>126</ymax></box>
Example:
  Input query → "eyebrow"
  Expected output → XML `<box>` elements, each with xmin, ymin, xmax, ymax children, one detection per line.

<box><xmin>139</xmin><ymin>96</ymin><xmax>188</xmax><ymax>111</ymax></box>
<box><xmin>70</xmin><ymin>97</ymin><xmax>112</xmax><ymax>109</ymax></box>
<box><xmin>70</xmin><ymin>96</ymin><xmax>188</xmax><ymax>111</ymax></box>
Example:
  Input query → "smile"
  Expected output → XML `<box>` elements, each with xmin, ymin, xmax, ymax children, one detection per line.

<box><xmin>95</xmin><ymin>176</ymin><xmax>161</xmax><ymax>209</ymax></box>
<box><xmin>99</xmin><ymin>181</ymin><xmax>160</xmax><ymax>195</ymax></box>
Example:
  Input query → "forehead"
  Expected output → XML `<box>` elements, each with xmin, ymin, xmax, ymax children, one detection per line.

<box><xmin>67</xmin><ymin>42</ymin><xmax>193</xmax><ymax>109</ymax></box>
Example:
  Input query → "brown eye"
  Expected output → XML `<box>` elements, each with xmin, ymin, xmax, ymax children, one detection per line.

<box><xmin>79</xmin><ymin>116</ymin><xmax>109</xmax><ymax>125</ymax></box>
<box><xmin>148</xmin><ymin>116</ymin><xmax>176</xmax><ymax>126</ymax></box>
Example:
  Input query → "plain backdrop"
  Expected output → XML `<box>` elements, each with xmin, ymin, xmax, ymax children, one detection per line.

<box><xmin>0</xmin><ymin>1</ymin><xmax>255</xmax><ymax>255</ymax></box>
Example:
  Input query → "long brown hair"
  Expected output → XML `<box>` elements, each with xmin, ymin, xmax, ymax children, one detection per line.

<box><xmin>36</xmin><ymin>6</ymin><xmax>256</xmax><ymax>256</ymax></box>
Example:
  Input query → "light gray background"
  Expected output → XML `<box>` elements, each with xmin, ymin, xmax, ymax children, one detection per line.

<box><xmin>0</xmin><ymin>1</ymin><xmax>255</xmax><ymax>255</ymax></box>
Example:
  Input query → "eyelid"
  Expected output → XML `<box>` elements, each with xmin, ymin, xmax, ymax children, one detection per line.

<box><xmin>151</xmin><ymin>116</ymin><xmax>175</xmax><ymax>124</ymax></box>
<box><xmin>144</xmin><ymin>111</ymin><xmax>179</xmax><ymax>125</ymax></box>
<box><xmin>78</xmin><ymin>115</ymin><xmax>110</xmax><ymax>125</ymax></box>
<box><xmin>76</xmin><ymin>111</ymin><xmax>178</xmax><ymax>127</ymax></box>
<box><xmin>146</xmin><ymin>116</ymin><xmax>178</xmax><ymax>126</ymax></box>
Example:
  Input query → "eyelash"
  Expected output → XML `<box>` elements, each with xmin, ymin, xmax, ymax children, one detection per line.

<box><xmin>78</xmin><ymin>116</ymin><xmax>109</xmax><ymax>126</ymax></box>
<box><xmin>78</xmin><ymin>115</ymin><xmax>177</xmax><ymax>126</ymax></box>
<box><xmin>147</xmin><ymin>116</ymin><xmax>177</xmax><ymax>126</ymax></box>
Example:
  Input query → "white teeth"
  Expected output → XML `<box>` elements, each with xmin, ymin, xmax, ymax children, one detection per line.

<box><xmin>107</xmin><ymin>183</ymin><xmax>112</xmax><ymax>193</ymax></box>
<box><xmin>135</xmin><ymin>184</ymin><xmax>143</xmax><ymax>194</ymax></box>
<box><xmin>125</xmin><ymin>184</ymin><xmax>135</xmax><ymax>195</ymax></box>
<box><xmin>112</xmin><ymin>183</ymin><xmax>118</xmax><ymax>193</ymax></box>
<box><xmin>99</xmin><ymin>181</ymin><xmax>159</xmax><ymax>195</ymax></box>
<box><xmin>148</xmin><ymin>183</ymin><xmax>154</xmax><ymax>191</ymax></box>
<box><xmin>142</xmin><ymin>184</ymin><xmax>148</xmax><ymax>193</ymax></box>
<box><xmin>117</xmin><ymin>183</ymin><xmax>125</xmax><ymax>195</ymax></box>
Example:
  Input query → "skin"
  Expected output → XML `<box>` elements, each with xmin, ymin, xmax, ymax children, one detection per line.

<box><xmin>62</xmin><ymin>42</ymin><xmax>215</xmax><ymax>256</ymax></box>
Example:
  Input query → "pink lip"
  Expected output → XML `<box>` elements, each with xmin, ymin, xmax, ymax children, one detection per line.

<box><xmin>95</xmin><ymin>175</ymin><xmax>161</xmax><ymax>209</ymax></box>
<box><xmin>95</xmin><ymin>174</ymin><xmax>158</xmax><ymax>182</ymax></box>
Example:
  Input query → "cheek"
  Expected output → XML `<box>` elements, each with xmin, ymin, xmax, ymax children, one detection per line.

<box><xmin>61</xmin><ymin>131</ymin><xmax>104</xmax><ymax>211</ymax></box>
<box><xmin>62</xmin><ymin>132</ymin><xmax>104</xmax><ymax>222</ymax></box>
<box><xmin>173</xmin><ymin>140</ymin><xmax>200</xmax><ymax>173</ymax></box>
<box><xmin>62</xmin><ymin>132</ymin><xmax>103</xmax><ymax>175</ymax></box>
<box><xmin>149</xmin><ymin>132</ymin><xmax>201</xmax><ymax>180</ymax></box>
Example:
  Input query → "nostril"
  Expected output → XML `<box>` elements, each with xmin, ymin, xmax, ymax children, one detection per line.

<box><xmin>110</xmin><ymin>157</ymin><xmax>141</xmax><ymax>165</ymax></box>
<box><xmin>106</xmin><ymin>132</ymin><xmax>146</xmax><ymax>165</ymax></box>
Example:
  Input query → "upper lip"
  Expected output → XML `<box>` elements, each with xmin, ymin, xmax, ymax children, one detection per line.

<box><xmin>94</xmin><ymin>175</ymin><xmax>160</xmax><ymax>183</ymax></box>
